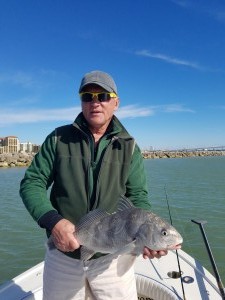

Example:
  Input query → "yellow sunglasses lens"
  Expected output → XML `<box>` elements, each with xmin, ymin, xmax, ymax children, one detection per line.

<box><xmin>80</xmin><ymin>92</ymin><xmax>116</xmax><ymax>102</ymax></box>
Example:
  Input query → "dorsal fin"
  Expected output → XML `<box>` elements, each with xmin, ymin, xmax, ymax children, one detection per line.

<box><xmin>76</xmin><ymin>209</ymin><xmax>109</xmax><ymax>232</ymax></box>
<box><xmin>117</xmin><ymin>195</ymin><xmax>135</xmax><ymax>211</ymax></box>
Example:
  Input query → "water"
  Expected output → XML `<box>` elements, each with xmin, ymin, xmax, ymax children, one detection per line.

<box><xmin>0</xmin><ymin>156</ymin><xmax>224</xmax><ymax>286</ymax></box>
<box><xmin>0</xmin><ymin>167</ymin><xmax>46</xmax><ymax>284</ymax></box>
<box><xmin>144</xmin><ymin>156</ymin><xmax>225</xmax><ymax>284</ymax></box>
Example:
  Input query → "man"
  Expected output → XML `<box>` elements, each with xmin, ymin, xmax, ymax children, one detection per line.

<box><xmin>20</xmin><ymin>71</ymin><xmax>167</xmax><ymax>299</ymax></box>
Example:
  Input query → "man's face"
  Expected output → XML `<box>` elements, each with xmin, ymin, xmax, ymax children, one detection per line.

<box><xmin>81</xmin><ymin>85</ymin><xmax>119</xmax><ymax>131</ymax></box>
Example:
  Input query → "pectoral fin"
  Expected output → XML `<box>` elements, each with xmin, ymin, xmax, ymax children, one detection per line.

<box><xmin>80</xmin><ymin>246</ymin><xmax>96</xmax><ymax>261</ymax></box>
<box><xmin>111</xmin><ymin>239</ymin><xmax>137</xmax><ymax>257</ymax></box>
<box><xmin>117</xmin><ymin>195</ymin><xmax>135</xmax><ymax>211</ymax></box>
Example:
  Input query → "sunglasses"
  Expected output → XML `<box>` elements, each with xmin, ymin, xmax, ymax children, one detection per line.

<box><xmin>79</xmin><ymin>92</ymin><xmax>117</xmax><ymax>103</ymax></box>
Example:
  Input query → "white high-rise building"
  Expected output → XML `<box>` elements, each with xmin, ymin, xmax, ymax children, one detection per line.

<box><xmin>20</xmin><ymin>142</ymin><xmax>33</xmax><ymax>153</ymax></box>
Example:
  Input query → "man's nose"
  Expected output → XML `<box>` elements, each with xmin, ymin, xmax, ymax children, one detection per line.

<box><xmin>91</xmin><ymin>95</ymin><xmax>100</xmax><ymax>103</ymax></box>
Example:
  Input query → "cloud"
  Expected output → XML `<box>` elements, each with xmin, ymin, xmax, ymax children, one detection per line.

<box><xmin>0</xmin><ymin>105</ymin><xmax>153</xmax><ymax>126</ymax></box>
<box><xmin>0</xmin><ymin>107</ymin><xmax>81</xmax><ymax>126</ymax></box>
<box><xmin>0</xmin><ymin>71</ymin><xmax>35</xmax><ymax>88</ymax></box>
<box><xmin>0</xmin><ymin>69</ymin><xmax>70</xmax><ymax>90</ymax></box>
<box><xmin>135</xmin><ymin>50</ymin><xmax>202</xmax><ymax>69</ymax></box>
<box><xmin>158</xmin><ymin>104</ymin><xmax>195</xmax><ymax>113</ymax></box>
<box><xmin>116</xmin><ymin>105</ymin><xmax>155</xmax><ymax>119</ymax></box>
<box><xmin>210</xmin><ymin>10</ymin><xmax>225</xmax><ymax>23</ymax></box>
<box><xmin>170</xmin><ymin>0</ymin><xmax>191</xmax><ymax>8</ymax></box>
<box><xmin>170</xmin><ymin>0</ymin><xmax>225</xmax><ymax>23</ymax></box>
<box><xmin>0</xmin><ymin>104</ymin><xmax>194</xmax><ymax>127</ymax></box>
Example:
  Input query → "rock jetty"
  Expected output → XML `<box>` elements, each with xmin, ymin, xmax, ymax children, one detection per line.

<box><xmin>142</xmin><ymin>150</ymin><xmax>225</xmax><ymax>159</ymax></box>
<box><xmin>1</xmin><ymin>150</ymin><xmax>225</xmax><ymax>168</ymax></box>
<box><xmin>0</xmin><ymin>153</ymin><xmax>35</xmax><ymax>168</ymax></box>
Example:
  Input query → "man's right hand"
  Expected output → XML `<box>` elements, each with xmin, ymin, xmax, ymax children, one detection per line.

<box><xmin>51</xmin><ymin>219</ymin><xmax>80</xmax><ymax>252</ymax></box>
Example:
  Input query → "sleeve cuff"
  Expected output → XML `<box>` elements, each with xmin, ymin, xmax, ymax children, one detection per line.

<box><xmin>38</xmin><ymin>210</ymin><xmax>64</xmax><ymax>231</ymax></box>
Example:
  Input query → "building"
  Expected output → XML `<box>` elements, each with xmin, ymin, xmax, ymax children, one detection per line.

<box><xmin>0</xmin><ymin>136</ymin><xmax>40</xmax><ymax>154</ymax></box>
<box><xmin>0</xmin><ymin>138</ymin><xmax>4</xmax><ymax>154</ymax></box>
<box><xmin>20</xmin><ymin>142</ymin><xmax>40</xmax><ymax>153</ymax></box>
<box><xmin>1</xmin><ymin>136</ymin><xmax>20</xmax><ymax>153</ymax></box>
<box><xmin>32</xmin><ymin>144</ymin><xmax>41</xmax><ymax>153</ymax></box>
<box><xmin>20</xmin><ymin>142</ymin><xmax>33</xmax><ymax>153</ymax></box>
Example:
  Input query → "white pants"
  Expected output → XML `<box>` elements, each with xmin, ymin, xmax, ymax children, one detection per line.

<box><xmin>43</xmin><ymin>245</ymin><xmax>138</xmax><ymax>300</ymax></box>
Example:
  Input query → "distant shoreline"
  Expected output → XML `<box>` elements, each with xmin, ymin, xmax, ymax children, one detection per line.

<box><xmin>142</xmin><ymin>150</ymin><xmax>225</xmax><ymax>159</ymax></box>
<box><xmin>1</xmin><ymin>150</ymin><xmax>225</xmax><ymax>168</ymax></box>
<box><xmin>0</xmin><ymin>153</ymin><xmax>34</xmax><ymax>168</ymax></box>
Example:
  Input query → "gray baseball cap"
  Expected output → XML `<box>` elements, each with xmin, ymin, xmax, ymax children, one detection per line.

<box><xmin>79</xmin><ymin>70</ymin><xmax>118</xmax><ymax>94</ymax></box>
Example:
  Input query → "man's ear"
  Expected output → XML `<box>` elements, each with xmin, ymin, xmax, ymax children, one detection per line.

<box><xmin>114</xmin><ymin>97</ymin><xmax>120</xmax><ymax>111</ymax></box>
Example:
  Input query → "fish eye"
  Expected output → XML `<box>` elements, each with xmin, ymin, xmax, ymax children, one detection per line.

<box><xmin>161</xmin><ymin>229</ymin><xmax>168</xmax><ymax>236</ymax></box>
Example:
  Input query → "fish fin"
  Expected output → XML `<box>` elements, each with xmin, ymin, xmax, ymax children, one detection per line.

<box><xmin>120</xmin><ymin>239</ymin><xmax>137</xmax><ymax>254</ymax></box>
<box><xmin>47</xmin><ymin>236</ymin><xmax>56</xmax><ymax>250</ymax></box>
<box><xmin>80</xmin><ymin>246</ymin><xmax>96</xmax><ymax>261</ymax></box>
<box><xmin>117</xmin><ymin>195</ymin><xmax>135</xmax><ymax>211</ymax></box>
<box><xmin>80</xmin><ymin>241</ymin><xmax>137</xmax><ymax>262</ymax></box>
<box><xmin>76</xmin><ymin>209</ymin><xmax>109</xmax><ymax>231</ymax></box>
<box><xmin>111</xmin><ymin>239</ymin><xmax>137</xmax><ymax>257</ymax></box>
<box><xmin>95</xmin><ymin>240</ymin><xmax>138</xmax><ymax>264</ymax></box>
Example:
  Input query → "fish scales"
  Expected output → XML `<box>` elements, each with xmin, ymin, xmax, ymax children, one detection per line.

<box><xmin>75</xmin><ymin>196</ymin><xmax>183</xmax><ymax>261</ymax></box>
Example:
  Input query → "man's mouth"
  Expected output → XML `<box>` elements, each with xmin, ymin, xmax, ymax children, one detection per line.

<box><xmin>91</xmin><ymin>111</ymin><xmax>101</xmax><ymax>114</ymax></box>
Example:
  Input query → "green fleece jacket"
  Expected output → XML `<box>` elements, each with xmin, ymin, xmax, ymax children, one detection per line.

<box><xmin>20</xmin><ymin>113</ymin><xmax>150</xmax><ymax>259</ymax></box>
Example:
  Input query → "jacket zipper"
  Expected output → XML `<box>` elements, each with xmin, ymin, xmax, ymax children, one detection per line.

<box><xmin>73</xmin><ymin>126</ymin><xmax>93</xmax><ymax>213</ymax></box>
<box><xmin>92</xmin><ymin>136</ymin><xmax>119</xmax><ymax>210</ymax></box>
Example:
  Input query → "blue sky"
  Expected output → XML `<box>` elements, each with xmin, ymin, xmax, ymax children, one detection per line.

<box><xmin>0</xmin><ymin>0</ymin><xmax>225</xmax><ymax>150</ymax></box>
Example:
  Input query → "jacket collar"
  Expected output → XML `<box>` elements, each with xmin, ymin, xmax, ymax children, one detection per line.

<box><xmin>72</xmin><ymin>112</ymin><xmax>131</xmax><ymax>139</ymax></box>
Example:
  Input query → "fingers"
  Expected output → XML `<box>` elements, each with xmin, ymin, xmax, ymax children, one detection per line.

<box><xmin>143</xmin><ymin>247</ymin><xmax>168</xmax><ymax>259</ymax></box>
<box><xmin>143</xmin><ymin>247</ymin><xmax>155</xmax><ymax>259</ymax></box>
<box><xmin>52</xmin><ymin>238</ymin><xmax>79</xmax><ymax>252</ymax></box>
<box><xmin>51</xmin><ymin>219</ymin><xmax>80</xmax><ymax>252</ymax></box>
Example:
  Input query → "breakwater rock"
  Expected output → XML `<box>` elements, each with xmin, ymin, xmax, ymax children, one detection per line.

<box><xmin>0</xmin><ymin>153</ymin><xmax>35</xmax><ymax>167</ymax></box>
<box><xmin>142</xmin><ymin>150</ymin><xmax>225</xmax><ymax>159</ymax></box>
<box><xmin>1</xmin><ymin>150</ymin><xmax>225</xmax><ymax>167</ymax></box>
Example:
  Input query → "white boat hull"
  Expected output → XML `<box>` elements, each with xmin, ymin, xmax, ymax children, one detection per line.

<box><xmin>0</xmin><ymin>249</ymin><xmax>222</xmax><ymax>300</ymax></box>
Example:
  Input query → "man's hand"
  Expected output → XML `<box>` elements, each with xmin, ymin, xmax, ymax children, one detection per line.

<box><xmin>143</xmin><ymin>247</ymin><xmax>168</xmax><ymax>259</ymax></box>
<box><xmin>51</xmin><ymin>219</ymin><xmax>80</xmax><ymax>252</ymax></box>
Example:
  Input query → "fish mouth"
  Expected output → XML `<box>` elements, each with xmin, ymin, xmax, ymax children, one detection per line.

<box><xmin>170</xmin><ymin>243</ymin><xmax>182</xmax><ymax>250</ymax></box>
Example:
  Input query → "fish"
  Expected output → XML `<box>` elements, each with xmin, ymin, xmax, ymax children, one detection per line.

<box><xmin>75</xmin><ymin>195</ymin><xmax>183</xmax><ymax>261</ymax></box>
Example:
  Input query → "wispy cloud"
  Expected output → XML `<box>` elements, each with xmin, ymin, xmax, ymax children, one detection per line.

<box><xmin>170</xmin><ymin>0</ymin><xmax>225</xmax><ymax>23</ymax></box>
<box><xmin>0</xmin><ymin>107</ymin><xmax>81</xmax><ymax>126</ymax></box>
<box><xmin>209</xmin><ymin>10</ymin><xmax>225</xmax><ymax>23</ymax></box>
<box><xmin>158</xmin><ymin>104</ymin><xmax>195</xmax><ymax>113</ymax></box>
<box><xmin>117</xmin><ymin>104</ymin><xmax>195</xmax><ymax>118</ymax></box>
<box><xmin>0</xmin><ymin>104</ymin><xmax>194</xmax><ymax>126</ymax></box>
<box><xmin>116</xmin><ymin>105</ymin><xmax>155</xmax><ymax>119</ymax></box>
<box><xmin>0</xmin><ymin>105</ymin><xmax>152</xmax><ymax>126</ymax></box>
<box><xmin>170</xmin><ymin>0</ymin><xmax>192</xmax><ymax>8</ymax></box>
<box><xmin>0</xmin><ymin>71</ymin><xmax>35</xmax><ymax>88</ymax></box>
<box><xmin>135</xmin><ymin>50</ymin><xmax>202</xmax><ymax>69</ymax></box>
<box><xmin>0</xmin><ymin>69</ymin><xmax>70</xmax><ymax>90</ymax></box>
